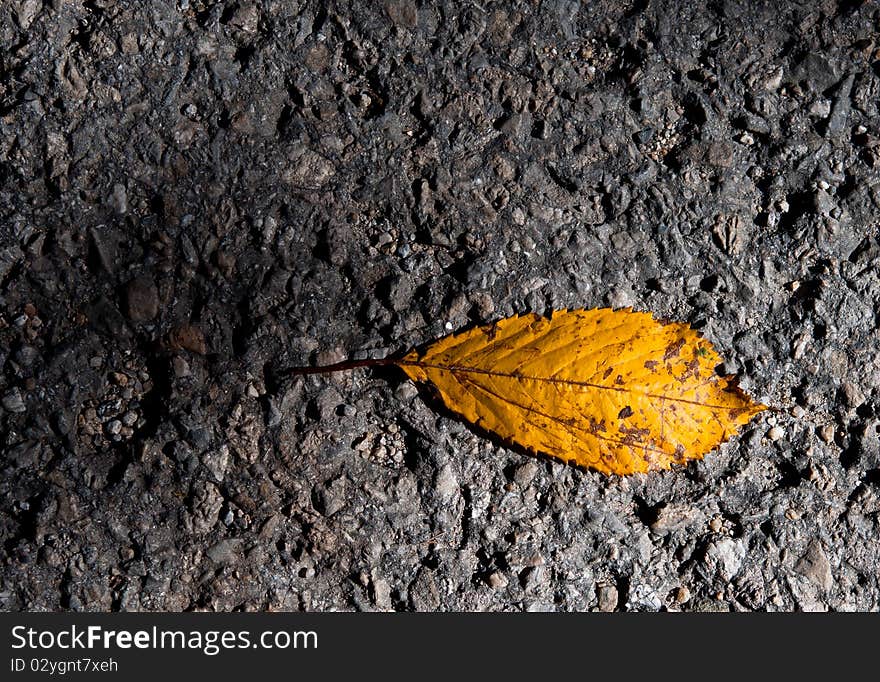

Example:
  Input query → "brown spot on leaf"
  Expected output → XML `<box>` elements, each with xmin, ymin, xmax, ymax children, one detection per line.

<box><xmin>588</xmin><ymin>417</ymin><xmax>607</xmax><ymax>434</ymax></box>
<box><xmin>644</xmin><ymin>360</ymin><xmax>658</xmax><ymax>371</ymax></box>
<box><xmin>619</xmin><ymin>424</ymin><xmax>651</xmax><ymax>439</ymax></box>
<box><xmin>685</xmin><ymin>356</ymin><xmax>701</xmax><ymax>379</ymax></box>
<box><xmin>663</xmin><ymin>338</ymin><xmax>686</xmax><ymax>361</ymax></box>
<box><xmin>618</xmin><ymin>405</ymin><xmax>634</xmax><ymax>419</ymax></box>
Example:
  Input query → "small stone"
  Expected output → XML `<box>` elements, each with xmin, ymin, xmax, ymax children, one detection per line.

<box><xmin>767</xmin><ymin>426</ymin><xmax>784</xmax><ymax>441</ymax></box>
<box><xmin>809</xmin><ymin>99</ymin><xmax>831</xmax><ymax>117</ymax></box>
<box><xmin>385</xmin><ymin>274</ymin><xmax>414</xmax><ymax>312</ymax></box>
<box><xmin>524</xmin><ymin>601</ymin><xmax>555</xmax><ymax>612</ymax></box>
<box><xmin>607</xmin><ymin>288</ymin><xmax>634</xmax><ymax>309</ymax></box>
<box><xmin>187</xmin><ymin>426</ymin><xmax>212</xmax><ymax>450</ymax></box>
<box><xmin>2</xmin><ymin>388</ymin><xmax>26</xmax><ymax>413</ymax></box>
<box><xmin>125</xmin><ymin>276</ymin><xmax>159</xmax><ymax>322</ymax></box>
<box><xmin>106</xmin><ymin>419</ymin><xmax>122</xmax><ymax>435</ymax></box>
<box><xmin>314</xmin><ymin>476</ymin><xmax>347</xmax><ymax>516</ymax></box>
<box><xmin>813</xmin><ymin>188</ymin><xmax>834</xmax><ymax>216</ymax></box>
<box><xmin>14</xmin><ymin>0</ymin><xmax>42</xmax><ymax>29</ymax></box>
<box><xmin>215</xmin><ymin>250</ymin><xmax>236</xmax><ymax>277</ymax></box>
<box><xmin>673</xmin><ymin>586</ymin><xmax>690</xmax><ymax>604</ymax></box>
<box><xmin>825</xmin><ymin>73</ymin><xmax>854</xmax><ymax>138</ymax></box>
<box><xmin>794</xmin><ymin>539</ymin><xmax>832</xmax><ymax>591</ymax></box>
<box><xmin>791</xmin><ymin>334</ymin><xmax>809</xmax><ymax>359</ymax></box>
<box><xmin>261</xmin><ymin>216</ymin><xmax>278</xmax><ymax>244</ymax></box>
<box><xmin>229</xmin><ymin>2</ymin><xmax>260</xmax><ymax>33</ymax></box>
<box><xmin>266</xmin><ymin>400</ymin><xmax>282</xmax><ymax>428</ymax></box>
<box><xmin>596</xmin><ymin>584</ymin><xmax>618</xmax><ymax>612</ymax></box>
<box><xmin>650</xmin><ymin>503</ymin><xmax>704</xmax><ymax>535</ymax></box>
<box><xmin>706</xmin><ymin>141</ymin><xmax>733</xmax><ymax>167</ymax></box>
<box><xmin>172</xmin><ymin>356</ymin><xmax>191</xmax><ymax>378</ymax></box>
<box><xmin>14</xmin><ymin>345</ymin><xmax>38</xmax><ymax>367</ymax></box>
<box><xmin>470</xmin><ymin>291</ymin><xmax>495</xmax><ymax>318</ymax></box>
<box><xmin>818</xmin><ymin>425</ymin><xmax>835</xmax><ymax>443</ymax></box>
<box><xmin>435</xmin><ymin>464</ymin><xmax>459</xmax><ymax>501</ymax></box>
<box><xmin>206</xmin><ymin>539</ymin><xmax>243</xmax><ymax>564</ymax></box>
<box><xmin>108</xmin><ymin>183</ymin><xmax>128</xmax><ymax>214</ymax></box>
<box><xmin>635</xmin><ymin>127</ymin><xmax>654</xmax><ymax>145</ymax></box>
<box><xmin>841</xmin><ymin>381</ymin><xmax>865</xmax><ymax>409</ymax></box>
<box><xmin>169</xmin><ymin>441</ymin><xmax>193</xmax><ymax>463</ymax></box>
<box><xmin>498</xmin><ymin>112</ymin><xmax>527</xmax><ymax>136</ymax></box>
<box><xmin>168</xmin><ymin>324</ymin><xmax>207</xmax><ymax>354</ymax></box>
<box><xmin>704</xmin><ymin>537</ymin><xmax>745</xmax><ymax>580</ymax></box>
<box><xmin>202</xmin><ymin>445</ymin><xmax>230</xmax><ymax>482</ymax></box>
<box><xmin>762</xmin><ymin>65</ymin><xmax>783</xmax><ymax>90</ymax></box>
<box><xmin>190</xmin><ymin>483</ymin><xmax>223</xmax><ymax>533</ymax></box>
<box><xmin>521</xmin><ymin>565</ymin><xmax>545</xmax><ymax>591</ymax></box>
<box><xmin>487</xmin><ymin>571</ymin><xmax>508</xmax><ymax>590</ymax></box>
<box><xmin>627</xmin><ymin>584</ymin><xmax>662</xmax><ymax>611</ymax></box>
<box><xmin>110</xmin><ymin>371</ymin><xmax>129</xmax><ymax>386</ymax></box>
<box><xmin>409</xmin><ymin>568</ymin><xmax>440</xmax><ymax>611</ymax></box>
<box><xmin>371</xmin><ymin>575</ymin><xmax>392</xmax><ymax>610</ymax></box>
<box><xmin>313</xmin><ymin>386</ymin><xmax>342</xmax><ymax>421</ymax></box>
<box><xmin>120</xmin><ymin>33</ymin><xmax>139</xmax><ymax>54</ymax></box>
<box><xmin>283</xmin><ymin>149</ymin><xmax>335</xmax><ymax>187</ymax></box>
<box><xmin>513</xmin><ymin>461</ymin><xmax>539</xmax><ymax>487</ymax></box>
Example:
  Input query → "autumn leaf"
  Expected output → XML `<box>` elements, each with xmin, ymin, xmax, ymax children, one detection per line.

<box><xmin>290</xmin><ymin>308</ymin><xmax>766</xmax><ymax>476</ymax></box>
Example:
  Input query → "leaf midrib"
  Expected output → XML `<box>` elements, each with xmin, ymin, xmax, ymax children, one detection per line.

<box><xmin>399</xmin><ymin>360</ymin><xmax>742</xmax><ymax>411</ymax></box>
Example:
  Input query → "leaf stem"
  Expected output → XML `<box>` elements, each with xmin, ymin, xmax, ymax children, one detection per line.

<box><xmin>284</xmin><ymin>356</ymin><xmax>399</xmax><ymax>375</ymax></box>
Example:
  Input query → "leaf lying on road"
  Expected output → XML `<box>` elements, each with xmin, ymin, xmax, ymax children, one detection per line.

<box><xmin>289</xmin><ymin>308</ymin><xmax>767</xmax><ymax>475</ymax></box>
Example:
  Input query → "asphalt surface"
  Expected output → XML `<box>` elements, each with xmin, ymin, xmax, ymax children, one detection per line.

<box><xmin>1</xmin><ymin>0</ymin><xmax>879</xmax><ymax>611</ymax></box>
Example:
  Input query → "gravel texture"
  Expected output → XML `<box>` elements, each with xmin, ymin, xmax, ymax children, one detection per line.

<box><xmin>2</xmin><ymin>0</ymin><xmax>880</xmax><ymax>612</ymax></box>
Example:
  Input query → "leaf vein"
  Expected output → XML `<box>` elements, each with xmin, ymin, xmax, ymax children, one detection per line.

<box><xmin>403</xmin><ymin>361</ymin><xmax>740</xmax><ymax>411</ymax></box>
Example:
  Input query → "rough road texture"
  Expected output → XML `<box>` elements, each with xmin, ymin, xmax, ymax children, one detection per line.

<box><xmin>2</xmin><ymin>0</ymin><xmax>879</xmax><ymax>612</ymax></box>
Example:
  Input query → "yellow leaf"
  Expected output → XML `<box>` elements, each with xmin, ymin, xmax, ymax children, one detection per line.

<box><xmin>396</xmin><ymin>308</ymin><xmax>765</xmax><ymax>475</ymax></box>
